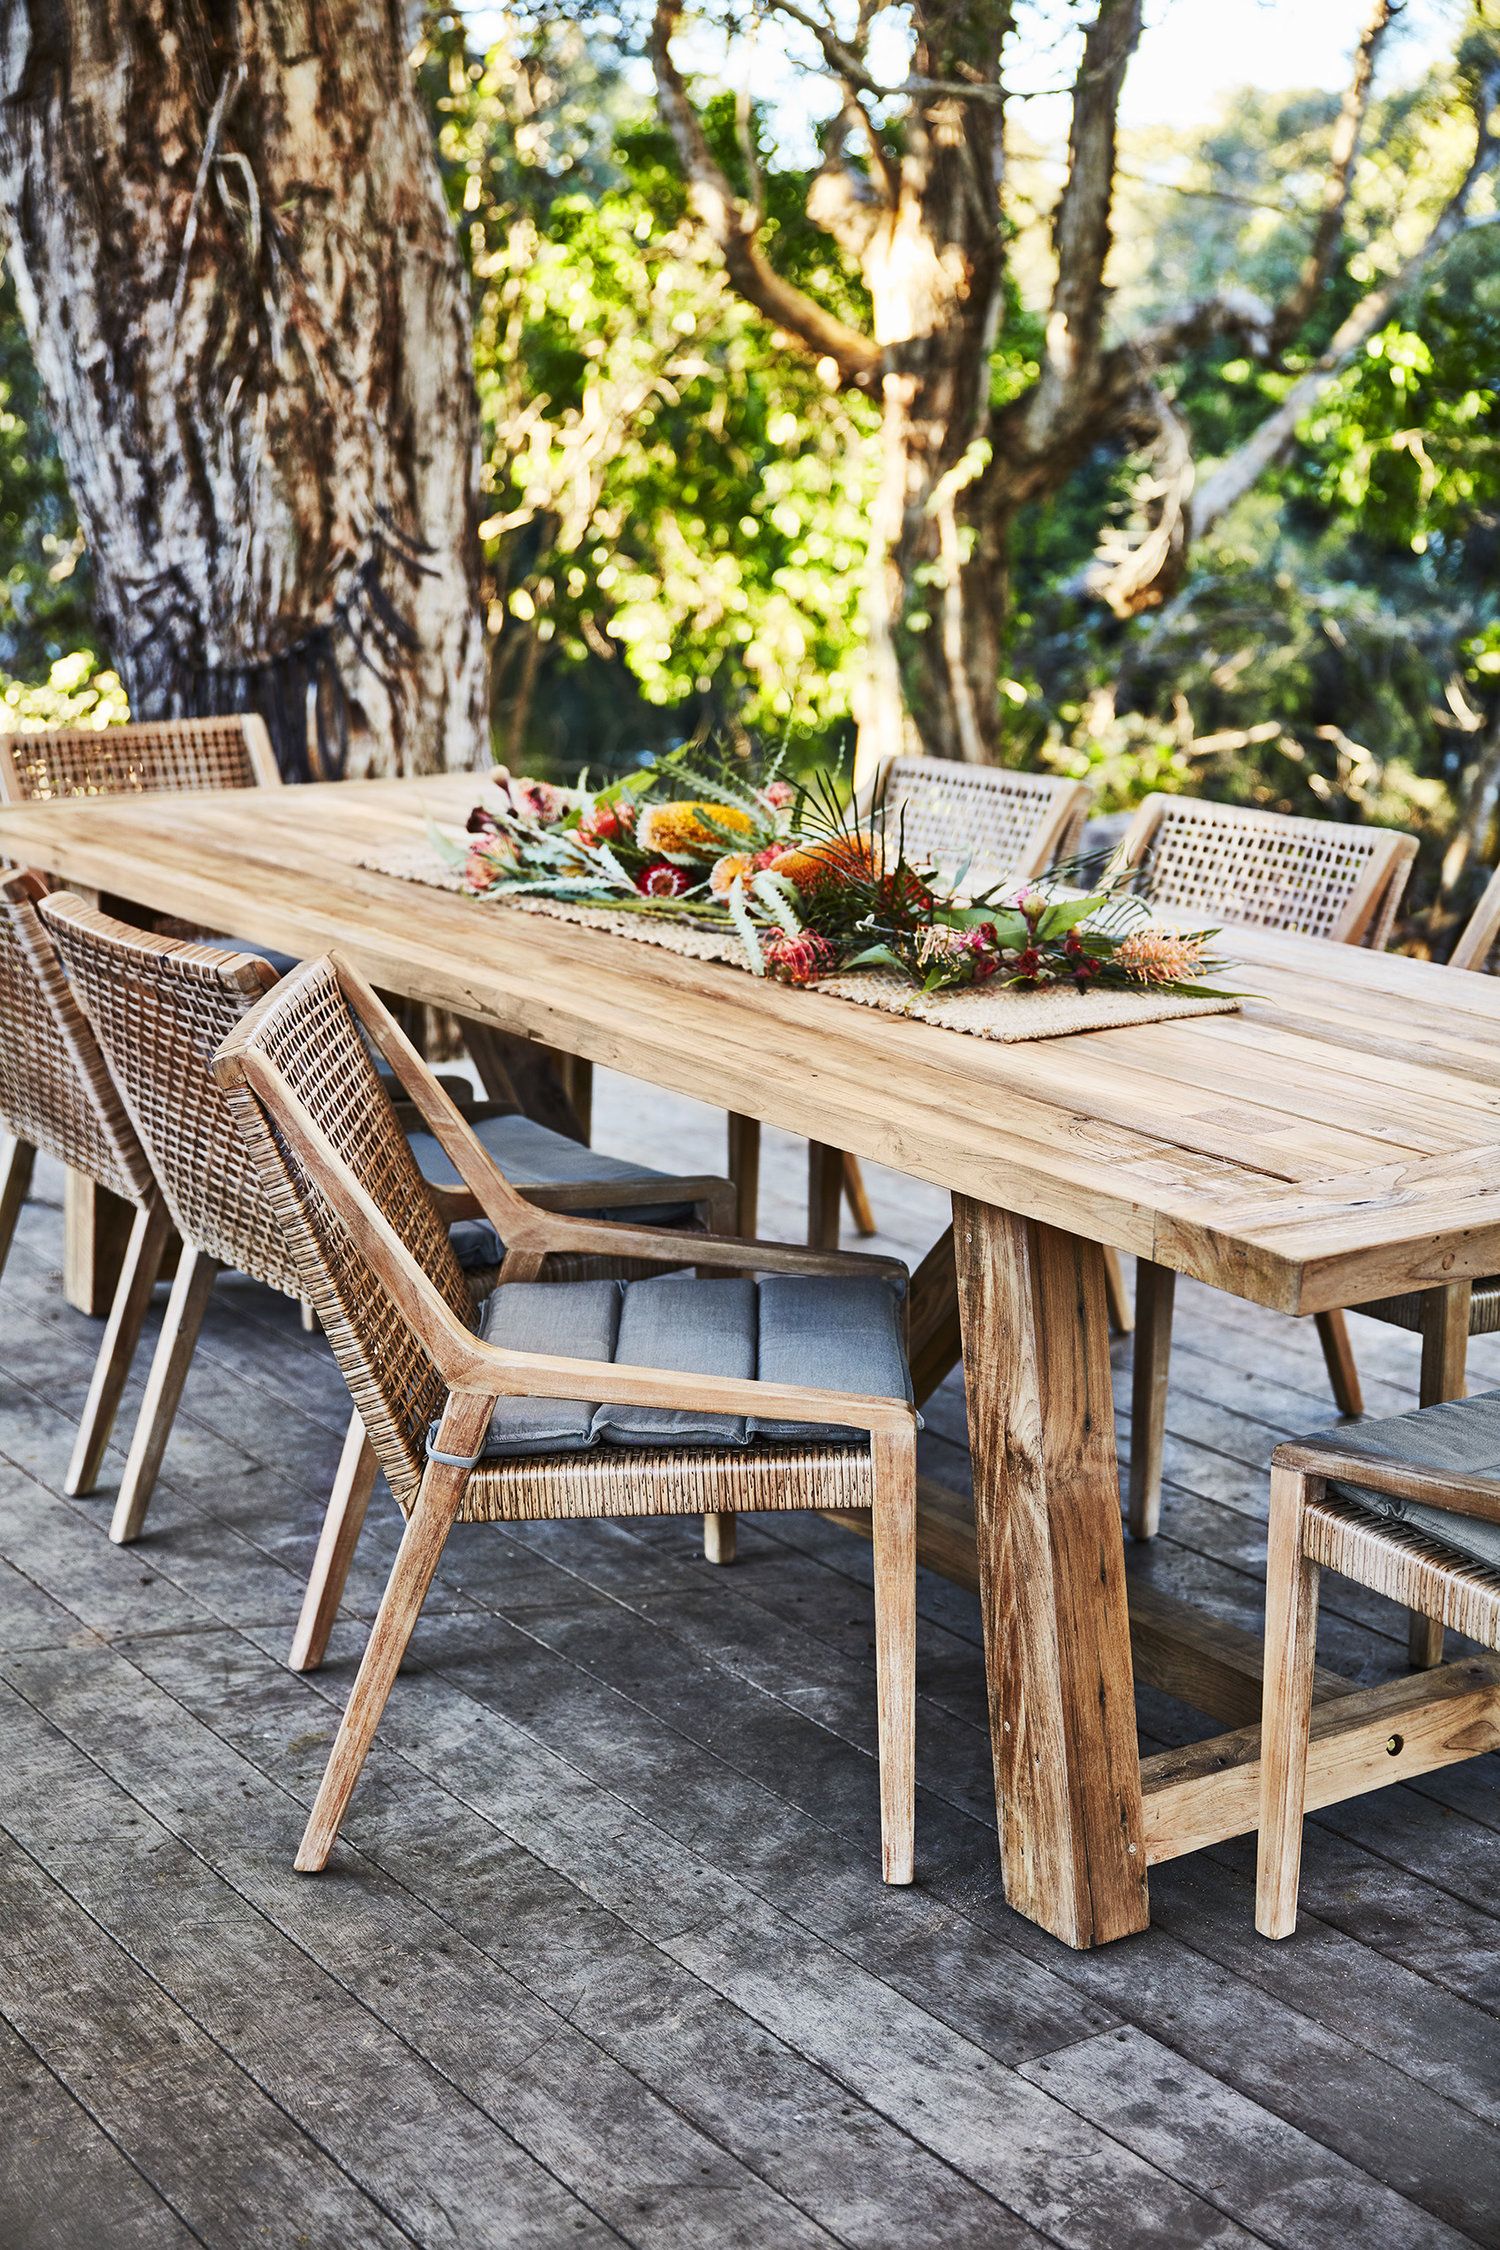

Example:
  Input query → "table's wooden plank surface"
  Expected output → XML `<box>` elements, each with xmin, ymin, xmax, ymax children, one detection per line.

<box><xmin>5</xmin><ymin>773</ymin><xmax>1500</xmax><ymax>1316</ymax></box>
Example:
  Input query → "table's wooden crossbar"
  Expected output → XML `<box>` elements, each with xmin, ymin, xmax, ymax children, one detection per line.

<box><xmin>828</xmin><ymin>1474</ymin><xmax>1500</xmax><ymax>1876</ymax></box>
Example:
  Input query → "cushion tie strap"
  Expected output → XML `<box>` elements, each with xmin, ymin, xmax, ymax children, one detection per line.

<box><xmin>425</xmin><ymin>1430</ymin><xmax>488</xmax><ymax>1471</ymax></box>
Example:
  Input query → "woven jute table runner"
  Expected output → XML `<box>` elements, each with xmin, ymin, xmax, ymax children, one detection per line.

<box><xmin>361</xmin><ymin>838</ymin><xmax>1241</xmax><ymax>1045</ymax></box>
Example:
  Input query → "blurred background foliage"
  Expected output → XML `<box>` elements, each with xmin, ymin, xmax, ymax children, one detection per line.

<box><xmin>2</xmin><ymin>9</ymin><xmax>1497</xmax><ymax>941</ymax></box>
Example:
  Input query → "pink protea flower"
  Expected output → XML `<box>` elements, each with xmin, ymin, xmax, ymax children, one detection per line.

<box><xmin>1114</xmin><ymin>928</ymin><xmax>1209</xmax><ymax>986</ymax></box>
<box><xmin>764</xmin><ymin>779</ymin><xmax>796</xmax><ymax>808</ymax></box>
<box><xmin>763</xmin><ymin>929</ymin><xmax>839</xmax><ymax>986</ymax></box>
<box><xmin>636</xmin><ymin>859</ymin><xmax>691</xmax><ymax>898</ymax></box>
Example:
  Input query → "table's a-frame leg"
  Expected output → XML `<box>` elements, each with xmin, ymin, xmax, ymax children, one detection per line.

<box><xmin>953</xmin><ymin>1195</ymin><xmax>1149</xmax><ymax>1948</ymax></box>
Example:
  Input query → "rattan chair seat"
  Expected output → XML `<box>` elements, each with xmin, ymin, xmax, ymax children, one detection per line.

<box><xmin>457</xmin><ymin>1442</ymin><xmax>874</xmax><ymax>1525</ymax></box>
<box><xmin>1304</xmin><ymin>1492</ymin><xmax>1500</xmax><ymax>1650</ymax></box>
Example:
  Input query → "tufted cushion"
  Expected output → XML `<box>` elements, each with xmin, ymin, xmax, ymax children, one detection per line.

<box><xmin>1325</xmin><ymin>1388</ymin><xmax>1500</xmax><ymax>1572</ymax></box>
<box><xmin>463</xmin><ymin>1271</ymin><xmax>911</xmax><ymax>1458</ymax></box>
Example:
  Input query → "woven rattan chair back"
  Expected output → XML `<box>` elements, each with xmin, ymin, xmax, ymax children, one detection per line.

<box><xmin>0</xmin><ymin>715</ymin><xmax>280</xmax><ymax>804</ymax></box>
<box><xmin>1117</xmin><ymin>794</ymin><xmax>1416</xmax><ymax>947</ymax></box>
<box><xmin>873</xmin><ymin>759</ymin><xmax>1089</xmax><ymax>890</ymax></box>
<box><xmin>0</xmin><ymin>871</ymin><xmax>153</xmax><ymax>1204</ymax></box>
<box><xmin>214</xmin><ymin>957</ymin><xmax>484</xmax><ymax>1504</ymax></box>
<box><xmin>37</xmin><ymin>895</ymin><xmax>310</xmax><ymax>1295</ymax></box>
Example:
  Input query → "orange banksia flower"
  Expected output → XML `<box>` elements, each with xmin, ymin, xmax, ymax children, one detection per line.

<box><xmin>637</xmin><ymin>800</ymin><xmax>754</xmax><ymax>855</ymax></box>
<box><xmin>1113</xmin><ymin>928</ymin><xmax>1209</xmax><ymax>985</ymax></box>
<box><xmin>766</xmin><ymin>832</ymin><xmax>882</xmax><ymax>895</ymax></box>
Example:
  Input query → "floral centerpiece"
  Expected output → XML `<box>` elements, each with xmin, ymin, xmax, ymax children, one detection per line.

<box><xmin>444</xmin><ymin>748</ymin><xmax>1231</xmax><ymax>1000</ymax></box>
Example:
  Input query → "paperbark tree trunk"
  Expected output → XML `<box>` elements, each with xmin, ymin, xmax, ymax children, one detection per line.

<box><xmin>0</xmin><ymin>0</ymin><xmax>487</xmax><ymax>777</ymax></box>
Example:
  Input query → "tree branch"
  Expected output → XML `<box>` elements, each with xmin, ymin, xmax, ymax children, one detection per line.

<box><xmin>1027</xmin><ymin>0</ymin><xmax>1144</xmax><ymax>446</ymax></box>
<box><xmin>1192</xmin><ymin>61</ymin><xmax>1500</xmax><ymax>540</ymax></box>
<box><xmin>648</xmin><ymin>0</ymin><xmax>882</xmax><ymax>388</ymax></box>
<box><xmin>1270</xmin><ymin>0</ymin><xmax>1399</xmax><ymax>349</ymax></box>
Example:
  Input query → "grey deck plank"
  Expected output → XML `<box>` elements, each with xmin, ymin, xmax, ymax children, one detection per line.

<box><xmin>1</xmin><ymin>1094</ymin><xmax>1494</xmax><ymax>2250</ymax></box>
<box><xmin>0</xmin><ymin>2010</ymin><xmax>204</xmax><ymax>2250</ymax></box>
<box><xmin>0</xmin><ymin>1676</ymin><xmax>626</xmax><ymax>2250</ymax></box>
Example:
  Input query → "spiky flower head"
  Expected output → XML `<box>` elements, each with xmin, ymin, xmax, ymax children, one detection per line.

<box><xmin>635</xmin><ymin>859</ymin><xmax>692</xmax><ymax>898</ymax></box>
<box><xmin>637</xmin><ymin>800</ymin><xmax>755</xmax><ymax>855</ymax></box>
<box><xmin>1113</xmin><ymin>928</ymin><xmax>1210</xmax><ymax>986</ymax></box>
<box><xmin>762</xmin><ymin>929</ymin><xmax>839</xmax><ymax>986</ymax></box>
<box><xmin>766</xmin><ymin>832</ymin><xmax>882</xmax><ymax>897</ymax></box>
<box><xmin>709</xmin><ymin>851</ymin><xmax>757</xmax><ymax>899</ymax></box>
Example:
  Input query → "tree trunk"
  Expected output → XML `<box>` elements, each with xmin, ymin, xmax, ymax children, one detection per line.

<box><xmin>0</xmin><ymin>1</ymin><xmax>487</xmax><ymax>778</ymax></box>
<box><xmin>853</xmin><ymin>15</ymin><xmax>1007</xmax><ymax>782</ymax></box>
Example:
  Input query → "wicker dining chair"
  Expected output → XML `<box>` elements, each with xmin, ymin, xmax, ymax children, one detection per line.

<box><xmin>728</xmin><ymin>761</ymin><xmax>1094</xmax><ymax>1251</ymax></box>
<box><xmin>1327</xmin><ymin>864</ymin><xmax>1500</xmax><ymax>1668</ymax></box>
<box><xmin>1118</xmin><ymin>793</ymin><xmax>1419</xmax><ymax>1545</ymax></box>
<box><xmin>39</xmin><ymin>897</ymin><xmax>739</xmax><ymax>1590</ymax></box>
<box><xmin>0</xmin><ymin>871</ymin><xmax>172</xmax><ymax>1495</ymax></box>
<box><xmin>0</xmin><ymin>714</ymin><xmax>281</xmax><ymax>803</ymax></box>
<box><xmin>213</xmin><ymin>954</ymin><xmax>919</xmax><ymax>1882</ymax></box>
<box><xmin>1256</xmin><ymin>1397</ymin><xmax>1500</xmax><ymax>1939</ymax></box>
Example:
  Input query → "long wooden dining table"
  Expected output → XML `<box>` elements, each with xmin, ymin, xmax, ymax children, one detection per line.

<box><xmin>5</xmin><ymin>769</ymin><xmax>1500</xmax><ymax>1950</ymax></box>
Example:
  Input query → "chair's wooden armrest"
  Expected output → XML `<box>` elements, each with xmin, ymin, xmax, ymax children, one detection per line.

<box><xmin>523</xmin><ymin>1211</ymin><xmax>910</xmax><ymax>1284</ymax></box>
<box><xmin>449</xmin><ymin>1333</ymin><xmax>916</xmax><ymax>1437</ymax></box>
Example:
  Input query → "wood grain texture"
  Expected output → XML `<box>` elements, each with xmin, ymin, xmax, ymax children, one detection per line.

<box><xmin>2</xmin><ymin>774</ymin><xmax>1498</xmax><ymax>1315</ymax></box>
<box><xmin>953</xmin><ymin>1197</ymin><xmax>1148</xmax><ymax>1948</ymax></box>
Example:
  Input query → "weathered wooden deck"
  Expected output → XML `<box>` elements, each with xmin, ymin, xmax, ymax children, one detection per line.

<box><xmin>0</xmin><ymin>1070</ymin><xmax>1496</xmax><ymax>2250</ymax></box>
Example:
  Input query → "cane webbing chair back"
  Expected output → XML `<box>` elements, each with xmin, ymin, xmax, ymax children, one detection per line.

<box><xmin>1118</xmin><ymin>795</ymin><xmax>1417</xmax><ymax>948</ymax></box>
<box><xmin>0</xmin><ymin>872</ymin><xmax>153</xmax><ymax>1204</ymax></box>
<box><xmin>0</xmin><ymin>715</ymin><xmax>280</xmax><ymax>805</ymax></box>
<box><xmin>38</xmin><ymin>895</ymin><xmax>306</xmax><ymax>1295</ymax></box>
<box><xmin>873</xmin><ymin>759</ymin><xmax>1089</xmax><ymax>890</ymax></box>
<box><xmin>215</xmin><ymin>959</ymin><xmax>481</xmax><ymax>1504</ymax></box>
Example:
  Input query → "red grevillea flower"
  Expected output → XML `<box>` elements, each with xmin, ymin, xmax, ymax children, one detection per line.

<box><xmin>636</xmin><ymin>859</ymin><xmax>691</xmax><ymax>897</ymax></box>
<box><xmin>763</xmin><ymin>929</ymin><xmax>839</xmax><ymax>986</ymax></box>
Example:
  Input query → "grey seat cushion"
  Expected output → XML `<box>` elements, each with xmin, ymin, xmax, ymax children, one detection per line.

<box><xmin>415</xmin><ymin>1112</ymin><xmax>696</xmax><ymax>1272</ymax></box>
<box><xmin>466</xmin><ymin>1271</ymin><xmax>911</xmax><ymax>1458</ymax></box>
<box><xmin>1324</xmin><ymin>1388</ymin><xmax>1500</xmax><ymax>1572</ymax></box>
<box><xmin>215</xmin><ymin>933</ymin><xmax>302</xmax><ymax>978</ymax></box>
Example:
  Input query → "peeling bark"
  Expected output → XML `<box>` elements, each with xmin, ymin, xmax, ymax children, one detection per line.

<box><xmin>0</xmin><ymin>0</ymin><xmax>487</xmax><ymax>777</ymax></box>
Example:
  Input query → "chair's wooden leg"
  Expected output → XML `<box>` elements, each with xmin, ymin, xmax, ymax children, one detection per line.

<box><xmin>289</xmin><ymin>1412</ymin><xmax>380</xmax><ymax>1673</ymax></box>
<box><xmin>1256</xmin><ymin>1464</ymin><xmax>1320</xmax><ymax>1940</ymax></box>
<box><xmin>295</xmin><ymin>1393</ymin><xmax>488</xmax><ymax>1872</ymax></box>
<box><xmin>109</xmin><ymin>1246</ymin><xmax>220</xmax><ymax>1544</ymax></box>
<box><xmin>1103</xmin><ymin>1246</ymin><xmax>1133</xmax><ymax>1336</ymax></box>
<box><xmin>65</xmin><ymin>1197</ymin><xmax>172</xmax><ymax>1498</ymax></box>
<box><xmin>1313</xmin><ymin>1309</ymin><xmax>1363</xmax><ymax>1419</ymax></box>
<box><xmin>300</xmin><ymin>1299</ymin><xmax>318</xmax><ymax>1334</ymax></box>
<box><xmin>1408</xmin><ymin>1281</ymin><xmax>1472</xmax><ymax>1669</ymax></box>
<box><xmin>703</xmin><ymin>1512</ymin><xmax>737</xmax><ymax>1566</ymax></box>
<box><xmin>0</xmin><ymin>1135</ymin><xmax>36</xmax><ymax>1275</ymax></box>
<box><xmin>871</xmin><ymin>1425</ymin><xmax>916</xmax><ymax>1886</ymax></box>
<box><xmin>1128</xmin><ymin>1260</ymin><xmax>1176</xmax><ymax>1542</ymax></box>
<box><xmin>727</xmin><ymin>1114</ymin><xmax>761</xmax><ymax>1238</ymax></box>
<box><xmin>63</xmin><ymin>1169</ymin><xmax>135</xmax><ymax>1316</ymax></box>
<box><xmin>808</xmin><ymin>1141</ymin><xmax>843</xmax><ymax>1250</ymax></box>
<box><xmin>843</xmin><ymin>1153</ymin><xmax>878</xmax><ymax>1237</ymax></box>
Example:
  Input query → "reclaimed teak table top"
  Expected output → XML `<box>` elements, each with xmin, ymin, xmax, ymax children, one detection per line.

<box><xmin>5</xmin><ymin>771</ymin><xmax>1499</xmax><ymax>1949</ymax></box>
